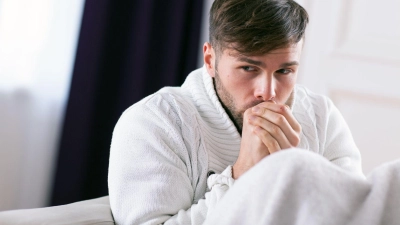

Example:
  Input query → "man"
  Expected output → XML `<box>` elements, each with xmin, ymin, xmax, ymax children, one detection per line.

<box><xmin>108</xmin><ymin>0</ymin><xmax>363</xmax><ymax>224</ymax></box>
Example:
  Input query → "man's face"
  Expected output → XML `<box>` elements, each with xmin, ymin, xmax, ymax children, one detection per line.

<box><xmin>203</xmin><ymin>40</ymin><xmax>303</xmax><ymax>132</ymax></box>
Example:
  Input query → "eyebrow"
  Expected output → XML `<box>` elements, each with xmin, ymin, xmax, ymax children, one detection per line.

<box><xmin>280</xmin><ymin>61</ymin><xmax>299</xmax><ymax>68</ymax></box>
<box><xmin>237</xmin><ymin>57</ymin><xmax>266</xmax><ymax>67</ymax></box>
<box><xmin>237</xmin><ymin>57</ymin><xmax>299</xmax><ymax>68</ymax></box>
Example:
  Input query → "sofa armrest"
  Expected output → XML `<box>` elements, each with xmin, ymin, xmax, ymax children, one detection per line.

<box><xmin>0</xmin><ymin>196</ymin><xmax>114</xmax><ymax>225</ymax></box>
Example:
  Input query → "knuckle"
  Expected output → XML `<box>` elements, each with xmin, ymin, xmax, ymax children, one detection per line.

<box><xmin>255</xmin><ymin>107</ymin><xmax>264</xmax><ymax>114</ymax></box>
<box><xmin>275</xmin><ymin>114</ymin><xmax>285</xmax><ymax>125</ymax></box>
<box><xmin>270</xmin><ymin>141</ymin><xmax>280</xmax><ymax>152</ymax></box>
<box><xmin>293</xmin><ymin>122</ymin><xmax>302</xmax><ymax>133</ymax></box>
<box><xmin>246</xmin><ymin>115</ymin><xmax>252</xmax><ymax>124</ymax></box>
<box><xmin>254</xmin><ymin>126</ymin><xmax>263</xmax><ymax>134</ymax></box>
<box><xmin>292</xmin><ymin>135</ymin><xmax>301</xmax><ymax>147</ymax></box>
<box><xmin>274</xmin><ymin>142</ymin><xmax>280</xmax><ymax>150</ymax></box>
<box><xmin>244</xmin><ymin>108</ymin><xmax>251</xmax><ymax>117</ymax></box>
<box><xmin>279</xmin><ymin>105</ymin><xmax>287</xmax><ymax>114</ymax></box>
<box><xmin>252</xmin><ymin>126</ymin><xmax>261</xmax><ymax>134</ymax></box>
<box><xmin>271</xmin><ymin>125</ymin><xmax>280</xmax><ymax>134</ymax></box>
<box><xmin>248</xmin><ymin>115</ymin><xmax>257</xmax><ymax>125</ymax></box>
<box><xmin>244</xmin><ymin>110</ymin><xmax>253</xmax><ymax>122</ymax></box>
<box><xmin>255</xmin><ymin>127</ymin><xmax>268</xmax><ymax>139</ymax></box>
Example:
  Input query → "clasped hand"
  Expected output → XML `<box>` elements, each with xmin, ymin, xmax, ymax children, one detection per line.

<box><xmin>232</xmin><ymin>102</ymin><xmax>301</xmax><ymax>179</ymax></box>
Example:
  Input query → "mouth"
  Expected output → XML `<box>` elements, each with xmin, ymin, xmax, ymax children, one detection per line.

<box><xmin>242</xmin><ymin>90</ymin><xmax>295</xmax><ymax>113</ymax></box>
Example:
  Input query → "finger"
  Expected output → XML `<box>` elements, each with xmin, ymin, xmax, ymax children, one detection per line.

<box><xmin>253</xmin><ymin>102</ymin><xmax>301</xmax><ymax>133</ymax></box>
<box><xmin>249</xmin><ymin>114</ymin><xmax>292</xmax><ymax>149</ymax></box>
<box><xmin>252</xmin><ymin>107</ymin><xmax>300</xmax><ymax>146</ymax></box>
<box><xmin>253</xmin><ymin>126</ymin><xmax>281</xmax><ymax>154</ymax></box>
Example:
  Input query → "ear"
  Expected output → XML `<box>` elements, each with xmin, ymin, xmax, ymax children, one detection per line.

<box><xmin>203</xmin><ymin>42</ymin><xmax>216</xmax><ymax>77</ymax></box>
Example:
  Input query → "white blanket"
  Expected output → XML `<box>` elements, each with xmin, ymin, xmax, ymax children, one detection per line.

<box><xmin>204</xmin><ymin>149</ymin><xmax>400</xmax><ymax>225</ymax></box>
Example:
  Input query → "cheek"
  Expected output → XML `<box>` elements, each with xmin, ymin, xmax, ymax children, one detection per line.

<box><xmin>278</xmin><ymin>72</ymin><xmax>297</xmax><ymax>87</ymax></box>
<box><xmin>275</xmin><ymin>75</ymin><xmax>296</xmax><ymax>96</ymax></box>
<box><xmin>228</xmin><ymin>74</ymin><xmax>255</xmax><ymax>96</ymax></box>
<box><xmin>220</xmin><ymin>71</ymin><xmax>254</xmax><ymax>103</ymax></box>
<box><xmin>219</xmin><ymin>68</ymin><xmax>246</xmax><ymax>89</ymax></box>
<box><xmin>285</xmin><ymin>77</ymin><xmax>296</xmax><ymax>88</ymax></box>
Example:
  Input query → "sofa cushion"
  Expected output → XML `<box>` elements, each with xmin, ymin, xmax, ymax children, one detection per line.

<box><xmin>0</xmin><ymin>196</ymin><xmax>114</xmax><ymax>225</ymax></box>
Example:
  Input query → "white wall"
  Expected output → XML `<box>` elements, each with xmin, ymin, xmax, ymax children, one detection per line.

<box><xmin>0</xmin><ymin>0</ymin><xmax>84</xmax><ymax>210</ymax></box>
<box><xmin>297</xmin><ymin>0</ymin><xmax>400</xmax><ymax>175</ymax></box>
<box><xmin>198</xmin><ymin>0</ymin><xmax>400</xmax><ymax>175</ymax></box>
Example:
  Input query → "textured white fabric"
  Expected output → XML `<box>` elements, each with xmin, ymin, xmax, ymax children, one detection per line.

<box><xmin>204</xmin><ymin>149</ymin><xmax>399</xmax><ymax>225</ymax></box>
<box><xmin>108</xmin><ymin>66</ymin><xmax>363</xmax><ymax>225</ymax></box>
<box><xmin>0</xmin><ymin>196</ymin><xmax>113</xmax><ymax>225</ymax></box>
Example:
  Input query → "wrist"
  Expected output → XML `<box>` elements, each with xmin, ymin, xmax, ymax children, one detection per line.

<box><xmin>232</xmin><ymin>164</ymin><xmax>243</xmax><ymax>180</ymax></box>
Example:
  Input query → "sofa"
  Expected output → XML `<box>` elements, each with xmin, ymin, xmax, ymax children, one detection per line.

<box><xmin>0</xmin><ymin>196</ymin><xmax>114</xmax><ymax>224</ymax></box>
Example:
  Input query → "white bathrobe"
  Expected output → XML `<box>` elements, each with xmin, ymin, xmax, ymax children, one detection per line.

<box><xmin>108</xmin><ymin>66</ymin><xmax>363</xmax><ymax>225</ymax></box>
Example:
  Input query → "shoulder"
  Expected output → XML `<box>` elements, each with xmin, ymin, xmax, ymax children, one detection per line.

<box><xmin>294</xmin><ymin>85</ymin><xmax>331</xmax><ymax>107</ymax></box>
<box><xmin>130</xmin><ymin>85</ymin><xmax>194</xmax><ymax>113</ymax></box>
<box><xmin>114</xmin><ymin>86</ymin><xmax>198</xmax><ymax>138</ymax></box>
<box><xmin>119</xmin><ymin>68</ymin><xmax>207</xmax><ymax>129</ymax></box>
<box><xmin>293</xmin><ymin>85</ymin><xmax>335</xmax><ymax>149</ymax></box>
<box><xmin>293</xmin><ymin>85</ymin><xmax>336</xmax><ymax>117</ymax></box>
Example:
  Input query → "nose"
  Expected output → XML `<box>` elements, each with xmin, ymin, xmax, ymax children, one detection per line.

<box><xmin>254</xmin><ymin>75</ymin><xmax>276</xmax><ymax>101</ymax></box>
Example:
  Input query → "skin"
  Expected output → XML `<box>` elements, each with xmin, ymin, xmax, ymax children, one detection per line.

<box><xmin>203</xmin><ymin>40</ymin><xmax>303</xmax><ymax>179</ymax></box>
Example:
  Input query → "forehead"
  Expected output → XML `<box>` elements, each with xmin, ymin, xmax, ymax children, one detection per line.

<box><xmin>224</xmin><ymin>40</ymin><xmax>304</xmax><ymax>58</ymax></box>
<box><xmin>219</xmin><ymin>39</ymin><xmax>304</xmax><ymax>57</ymax></box>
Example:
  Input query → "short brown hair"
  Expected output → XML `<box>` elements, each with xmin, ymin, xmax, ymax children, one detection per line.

<box><xmin>209</xmin><ymin>0</ymin><xmax>309</xmax><ymax>55</ymax></box>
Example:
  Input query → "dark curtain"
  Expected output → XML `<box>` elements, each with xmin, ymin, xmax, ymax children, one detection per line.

<box><xmin>50</xmin><ymin>0</ymin><xmax>204</xmax><ymax>206</ymax></box>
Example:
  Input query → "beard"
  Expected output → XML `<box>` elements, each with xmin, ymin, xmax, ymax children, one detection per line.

<box><xmin>213</xmin><ymin>71</ymin><xmax>263</xmax><ymax>133</ymax></box>
<box><xmin>213</xmin><ymin>70</ymin><xmax>295</xmax><ymax>134</ymax></box>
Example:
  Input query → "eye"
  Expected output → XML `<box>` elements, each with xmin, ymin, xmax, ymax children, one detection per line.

<box><xmin>276</xmin><ymin>68</ymin><xmax>293</xmax><ymax>74</ymax></box>
<box><xmin>241</xmin><ymin>66</ymin><xmax>256</xmax><ymax>72</ymax></box>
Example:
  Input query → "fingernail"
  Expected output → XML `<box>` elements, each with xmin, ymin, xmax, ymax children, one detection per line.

<box><xmin>252</xmin><ymin>106</ymin><xmax>260</xmax><ymax>113</ymax></box>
